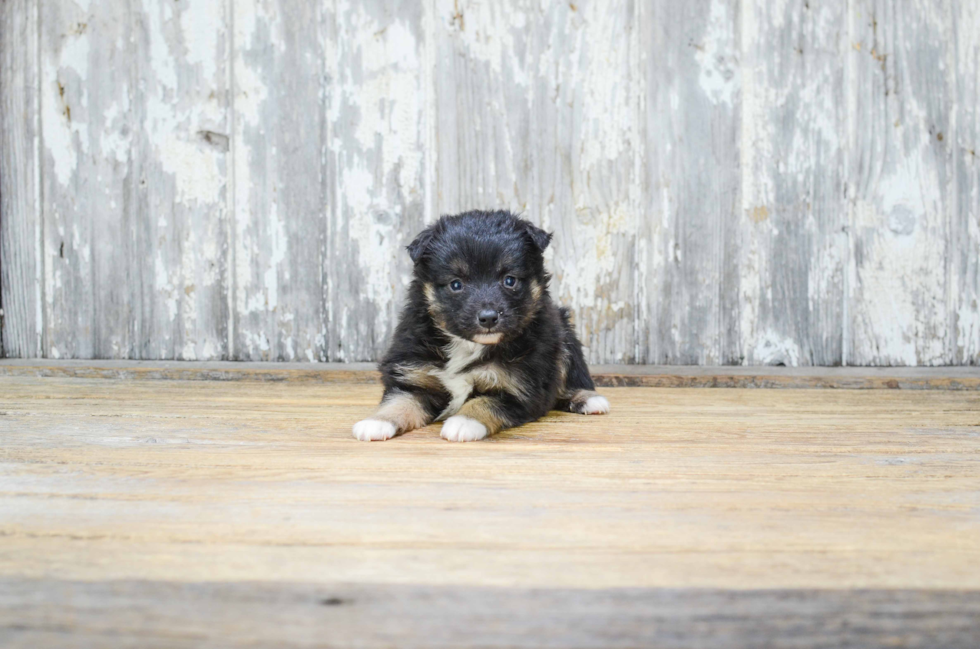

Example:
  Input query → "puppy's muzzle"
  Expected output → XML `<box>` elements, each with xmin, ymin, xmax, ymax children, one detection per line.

<box><xmin>473</xmin><ymin>308</ymin><xmax>503</xmax><ymax>344</ymax></box>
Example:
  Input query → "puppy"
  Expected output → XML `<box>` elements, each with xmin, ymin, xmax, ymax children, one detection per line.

<box><xmin>353</xmin><ymin>210</ymin><xmax>609</xmax><ymax>442</ymax></box>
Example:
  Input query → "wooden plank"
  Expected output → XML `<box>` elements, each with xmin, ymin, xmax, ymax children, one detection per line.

<box><xmin>1</xmin><ymin>579</ymin><xmax>978</xmax><ymax>649</ymax></box>
<box><xmin>134</xmin><ymin>0</ymin><xmax>232</xmax><ymax>360</ymax></box>
<box><xmin>847</xmin><ymin>0</ymin><xmax>953</xmax><ymax>365</ymax></box>
<box><xmin>228</xmin><ymin>0</ymin><xmax>315</xmax><ymax>362</ymax></box>
<box><xmin>38</xmin><ymin>0</ymin><xmax>137</xmax><ymax>358</ymax></box>
<box><xmin>231</xmin><ymin>0</ymin><xmax>327</xmax><ymax>362</ymax></box>
<box><xmin>738</xmin><ymin>0</ymin><xmax>847</xmax><ymax>366</ymax></box>
<box><xmin>37</xmin><ymin>1</ymin><xmax>230</xmax><ymax>360</ymax></box>
<box><xmin>589</xmin><ymin>367</ymin><xmax>980</xmax><ymax>389</ymax></box>
<box><xmin>0</xmin><ymin>0</ymin><xmax>41</xmax><ymax>359</ymax></box>
<box><xmin>435</xmin><ymin>0</ymin><xmax>638</xmax><ymax>364</ymax></box>
<box><xmin>638</xmin><ymin>0</ymin><xmax>740</xmax><ymax>364</ymax></box>
<box><xmin>432</xmin><ymin>0</ymin><xmax>532</xmax><ymax>217</ymax></box>
<box><xmin>326</xmin><ymin>0</ymin><xmax>428</xmax><ymax>361</ymax></box>
<box><xmin>0</xmin><ymin>359</ymin><xmax>380</xmax><ymax>384</ymax></box>
<box><xmin>5</xmin><ymin>0</ymin><xmax>977</xmax><ymax>367</ymax></box>
<box><xmin>951</xmin><ymin>0</ymin><xmax>979</xmax><ymax>364</ymax></box>
<box><xmin>533</xmin><ymin>0</ymin><xmax>638</xmax><ymax>364</ymax></box>
<box><xmin>1</xmin><ymin>377</ymin><xmax>979</xmax><ymax>592</ymax></box>
<box><xmin>1</xmin><ymin>359</ymin><xmax>979</xmax><ymax>389</ymax></box>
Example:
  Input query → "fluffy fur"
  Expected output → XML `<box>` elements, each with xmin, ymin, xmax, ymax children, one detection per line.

<box><xmin>352</xmin><ymin>210</ymin><xmax>609</xmax><ymax>442</ymax></box>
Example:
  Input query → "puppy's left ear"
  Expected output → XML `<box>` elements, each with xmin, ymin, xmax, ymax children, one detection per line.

<box><xmin>407</xmin><ymin>225</ymin><xmax>437</xmax><ymax>264</ymax></box>
<box><xmin>523</xmin><ymin>221</ymin><xmax>552</xmax><ymax>252</ymax></box>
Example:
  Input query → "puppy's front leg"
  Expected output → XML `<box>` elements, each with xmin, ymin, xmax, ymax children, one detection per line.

<box><xmin>353</xmin><ymin>391</ymin><xmax>433</xmax><ymax>441</ymax></box>
<box><xmin>441</xmin><ymin>394</ymin><xmax>528</xmax><ymax>442</ymax></box>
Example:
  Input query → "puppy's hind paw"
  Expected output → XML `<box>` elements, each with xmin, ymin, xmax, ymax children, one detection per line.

<box><xmin>441</xmin><ymin>415</ymin><xmax>489</xmax><ymax>442</ymax></box>
<box><xmin>352</xmin><ymin>419</ymin><xmax>397</xmax><ymax>441</ymax></box>
<box><xmin>570</xmin><ymin>390</ymin><xmax>610</xmax><ymax>415</ymax></box>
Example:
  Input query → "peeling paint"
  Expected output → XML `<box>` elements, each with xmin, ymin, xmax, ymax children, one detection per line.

<box><xmin>6</xmin><ymin>0</ymin><xmax>975</xmax><ymax>366</ymax></box>
<box><xmin>696</xmin><ymin>0</ymin><xmax>738</xmax><ymax>106</ymax></box>
<box><xmin>753</xmin><ymin>330</ymin><xmax>802</xmax><ymax>366</ymax></box>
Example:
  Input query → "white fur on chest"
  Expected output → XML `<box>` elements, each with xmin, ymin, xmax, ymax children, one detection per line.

<box><xmin>434</xmin><ymin>336</ymin><xmax>489</xmax><ymax>420</ymax></box>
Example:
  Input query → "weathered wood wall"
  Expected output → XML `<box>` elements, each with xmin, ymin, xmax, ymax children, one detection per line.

<box><xmin>1</xmin><ymin>0</ymin><xmax>977</xmax><ymax>365</ymax></box>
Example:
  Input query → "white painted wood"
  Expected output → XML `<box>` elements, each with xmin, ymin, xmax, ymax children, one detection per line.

<box><xmin>951</xmin><ymin>0</ymin><xmax>979</xmax><ymax>365</ymax></box>
<box><xmin>231</xmin><ymin>0</ymin><xmax>326</xmax><ymax>361</ymax></box>
<box><xmin>738</xmin><ymin>0</ymin><xmax>847</xmax><ymax>366</ymax></box>
<box><xmin>137</xmin><ymin>0</ymin><xmax>232</xmax><ymax>360</ymax></box>
<box><xmin>34</xmin><ymin>0</ymin><xmax>230</xmax><ymax>360</ymax></box>
<box><xmin>0</xmin><ymin>0</ymin><xmax>41</xmax><ymax>358</ymax></box>
<box><xmin>1</xmin><ymin>0</ymin><xmax>978</xmax><ymax>365</ymax></box>
<box><xmin>434</xmin><ymin>0</ymin><xmax>637</xmax><ymax>363</ymax></box>
<box><xmin>327</xmin><ymin>0</ymin><xmax>428</xmax><ymax>362</ymax></box>
<box><xmin>639</xmin><ymin>0</ymin><xmax>741</xmax><ymax>365</ymax></box>
<box><xmin>39</xmin><ymin>0</ymin><xmax>136</xmax><ymax>359</ymax></box>
<box><xmin>847</xmin><ymin>0</ymin><xmax>953</xmax><ymax>366</ymax></box>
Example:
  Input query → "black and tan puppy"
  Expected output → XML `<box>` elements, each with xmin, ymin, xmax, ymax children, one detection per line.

<box><xmin>353</xmin><ymin>210</ymin><xmax>609</xmax><ymax>442</ymax></box>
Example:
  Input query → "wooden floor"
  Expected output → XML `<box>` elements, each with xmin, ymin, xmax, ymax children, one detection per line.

<box><xmin>1</xmin><ymin>374</ymin><xmax>979</xmax><ymax>647</ymax></box>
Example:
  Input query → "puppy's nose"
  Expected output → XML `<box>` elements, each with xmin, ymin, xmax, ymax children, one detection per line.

<box><xmin>478</xmin><ymin>309</ymin><xmax>499</xmax><ymax>328</ymax></box>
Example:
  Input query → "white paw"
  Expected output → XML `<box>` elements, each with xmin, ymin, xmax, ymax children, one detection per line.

<box><xmin>352</xmin><ymin>419</ymin><xmax>397</xmax><ymax>441</ymax></box>
<box><xmin>581</xmin><ymin>395</ymin><xmax>610</xmax><ymax>415</ymax></box>
<box><xmin>440</xmin><ymin>415</ymin><xmax>489</xmax><ymax>442</ymax></box>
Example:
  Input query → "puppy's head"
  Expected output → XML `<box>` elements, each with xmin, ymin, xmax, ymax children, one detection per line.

<box><xmin>407</xmin><ymin>210</ymin><xmax>551</xmax><ymax>345</ymax></box>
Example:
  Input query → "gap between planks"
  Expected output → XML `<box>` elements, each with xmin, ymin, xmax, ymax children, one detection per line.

<box><xmin>0</xmin><ymin>359</ymin><xmax>979</xmax><ymax>389</ymax></box>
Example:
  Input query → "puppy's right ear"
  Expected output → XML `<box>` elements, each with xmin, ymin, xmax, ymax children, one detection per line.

<box><xmin>407</xmin><ymin>226</ymin><xmax>437</xmax><ymax>264</ymax></box>
<box><xmin>522</xmin><ymin>221</ymin><xmax>552</xmax><ymax>252</ymax></box>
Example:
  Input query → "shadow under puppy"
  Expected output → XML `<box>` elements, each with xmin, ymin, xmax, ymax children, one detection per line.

<box><xmin>353</xmin><ymin>210</ymin><xmax>609</xmax><ymax>442</ymax></box>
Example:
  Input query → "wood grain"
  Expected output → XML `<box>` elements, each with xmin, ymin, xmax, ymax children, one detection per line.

<box><xmin>951</xmin><ymin>1</ymin><xmax>979</xmax><ymax>365</ymax></box>
<box><xmin>0</xmin><ymin>0</ymin><xmax>41</xmax><ymax>359</ymax></box>
<box><xmin>639</xmin><ymin>0</ymin><xmax>740</xmax><ymax>364</ymax></box>
<box><xmin>38</xmin><ymin>0</ymin><xmax>135</xmax><ymax>359</ymax></box>
<box><xmin>327</xmin><ymin>0</ymin><xmax>428</xmax><ymax>362</ymax></box>
<box><xmin>847</xmin><ymin>0</ymin><xmax>953</xmax><ymax>365</ymax></box>
<box><xmin>1</xmin><ymin>376</ymin><xmax>979</xmax><ymax>591</ymax></box>
<box><xmin>2</xmin><ymin>0</ymin><xmax>980</xmax><ymax>365</ymax></box>
<box><xmin>2</xmin><ymin>580</ymin><xmax>979</xmax><ymax>648</ymax></box>
<box><xmin>739</xmin><ymin>0</ymin><xmax>847</xmax><ymax>366</ymax></box>
<box><xmin>434</xmin><ymin>0</ymin><xmax>638</xmax><ymax>364</ymax></box>
<box><xmin>432</xmin><ymin>0</ymin><xmax>530</xmax><ymax>221</ymax></box>
<box><xmin>2</xmin><ymin>359</ymin><xmax>979</xmax><ymax>389</ymax></box>
<box><xmin>231</xmin><ymin>0</ymin><xmax>326</xmax><ymax>362</ymax></box>
<box><xmin>34</xmin><ymin>1</ymin><xmax>231</xmax><ymax>360</ymax></box>
<box><xmin>136</xmin><ymin>0</ymin><xmax>232</xmax><ymax>360</ymax></box>
<box><xmin>1</xmin><ymin>376</ymin><xmax>979</xmax><ymax>645</ymax></box>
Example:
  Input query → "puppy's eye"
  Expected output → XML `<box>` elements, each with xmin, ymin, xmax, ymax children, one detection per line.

<box><xmin>449</xmin><ymin>280</ymin><xmax>463</xmax><ymax>292</ymax></box>
<box><xmin>503</xmin><ymin>276</ymin><xmax>518</xmax><ymax>288</ymax></box>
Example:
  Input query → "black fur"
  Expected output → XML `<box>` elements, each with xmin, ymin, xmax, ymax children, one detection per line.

<box><xmin>377</xmin><ymin>210</ymin><xmax>599</xmax><ymax>435</ymax></box>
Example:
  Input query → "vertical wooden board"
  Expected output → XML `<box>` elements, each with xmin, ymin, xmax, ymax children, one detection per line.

<box><xmin>327</xmin><ymin>0</ymin><xmax>427</xmax><ymax>361</ymax></box>
<box><xmin>432</xmin><ymin>0</ymin><xmax>532</xmax><ymax>216</ymax></box>
<box><xmin>737</xmin><ymin>0</ymin><xmax>847</xmax><ymax>366</ymax></box>
<box><xmin>639</xmin><ymin>0</ymin><xmax>740</xmax><ymax>365</ymax></box>
<box><xmin>951</xmin><ymin>0</ymin><xmax>979</xmax><ymax>364</ymax></box>
<box><xmin>39</xmin><ymin>0</ymin><xmax>139</xmax><ymax>359</ymax></box>
<box><xmin>438</xmin><ymin>0</ymin><xmax>638</xmax><ymax>364</ymax></box>
<box><xmin>232</xmin><ymin>0</ymin><xmax>327</xmax><ymax>361</ymax></box>
<box><xmin>532</xmin><ymin>0</ymin><xmax>638</xmax><ymax>364</ymax></box>
<box><xmin>847</xmin><ymin>0</ymin><xmax>952</xmax><ymax>366</ymax></box>
<box><xmin>134</xmin><ymin>1</ymin><xmax>231</xmax><ymax>360</ymax></box>
<box><xmin>0</xmin><ymin>0</ymin><xmax>41</xmax><ymax>358</ymax></box>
